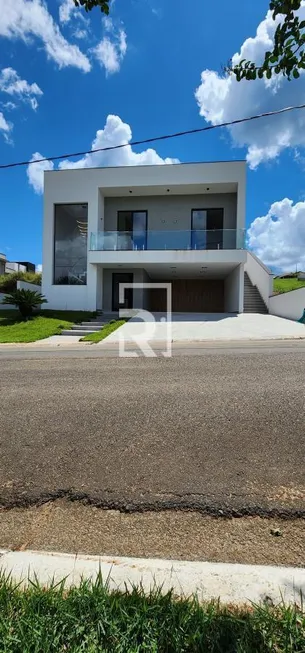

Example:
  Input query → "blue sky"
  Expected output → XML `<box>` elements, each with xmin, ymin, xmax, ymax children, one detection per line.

<box><xmin>1</xmin><ymin>0</ymin><xmax>305</xmax><ymax>271</ymax></box>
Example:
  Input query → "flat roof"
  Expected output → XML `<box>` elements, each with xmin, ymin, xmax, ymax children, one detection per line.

<box><xmin>45</xmin><ymin>160</ymin><xmax>246</xmax><ymax>174</ymax></box>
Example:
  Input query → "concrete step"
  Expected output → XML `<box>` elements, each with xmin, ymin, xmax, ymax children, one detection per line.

<box><xmin>80</xmin><ymin>322</ymin><xmax>105</xmax><ymax>327</ymax></box>
<box><xmin>71</xmin><ymin>325</ymin><xmax>102</xmax><ymax>332</ymax></box>
<box><xmin>61</xmin><ymin>329</ymin><xmax>96</xmax><ymax>337</ymax></box>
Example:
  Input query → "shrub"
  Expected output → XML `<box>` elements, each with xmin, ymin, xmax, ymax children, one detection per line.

<box><xmin>0</xmin><ymin>271</ymin><xmax>42</xmax><ymax>293</ymax></box>
<box><xmin>1</xmin><ymin>289</ymin><xmax>47</xmax><ymax>319</ymax></box>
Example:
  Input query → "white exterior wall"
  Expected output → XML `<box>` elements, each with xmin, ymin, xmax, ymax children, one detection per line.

<box><xmin>43</xmin><ymin>162</ymin><xmax>246</xmax><ymax>311</ymax></box>
<box><xmin>245</xmin><ymin>251</ymin><xmax>273</xmax><ymax>309</ymax></box>
<box><xmin>224</xmin><ymin>264</ymin><xmax>244</xmax><ymax>313</ymax></box>
<box><xmin>17</xmin><ymin>280</ymin><xmax>41</xmax><ymax>292</ymax></box>
<box><xmin>269</xmin><ymin>288</ymin><xmax>305</xmax><ymax>321</ymax></box>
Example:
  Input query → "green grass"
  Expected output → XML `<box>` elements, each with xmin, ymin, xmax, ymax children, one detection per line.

<box><xmin>273</xmin><ymin>278</ymin><xmax>305</xmax><ymax>294</ymax></box>
<box><xmin>0</xmin><ymin>310</ymin><xmax>95</xmax><ymax>343</ymax></box>
<box><xmin>0</xmin><ymin>574</ymin><xmax>303</xmax><ymax>652</ymax></box>
<box><xmin>81</xmin><ymin>319</ymin><xmax>127</xmax><ymax>342</ymax></box>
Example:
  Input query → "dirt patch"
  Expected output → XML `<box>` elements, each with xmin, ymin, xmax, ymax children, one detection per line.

<box><xmin>0</xmin><ymin>499</ymin><xmax>304</xmax><ymax>567</ymax></box>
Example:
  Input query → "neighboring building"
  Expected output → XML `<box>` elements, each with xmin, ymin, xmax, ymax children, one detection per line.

<box><xmin>15</xmin><ymin>261</ymin><xmax>36</xmax><ymax>273</ymax></box>
<box><xmin>5</xmin><ymin>261</ymin><xmax>35</xmax><ymax>274</ymax></box>
<box><xmin>0</xmin><ymin>253</ymin><xmax>6</xmax><ymax>275</ymax></box>
<box><xmin>5</xmin><ymin>262</ymin><xmax>27</xmax><ymax>274</ymax></box>
<box><xmin>43</xmin><ymin>161</ymin><xmax>269</xmax><ymax>313</ymax></box>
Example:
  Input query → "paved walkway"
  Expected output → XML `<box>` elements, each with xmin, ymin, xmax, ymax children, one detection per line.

<box><xmin>1</xmin><ymin>548</ymin><xmax>304</xmax><ymax>605</ymax></box>
<box><xmin>103</xmin><ymin>312</ymin><xmax>305</xmax><ymax>343</ymax></box>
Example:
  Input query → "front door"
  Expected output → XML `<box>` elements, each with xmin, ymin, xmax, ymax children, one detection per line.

<box><xmin>112</xmin><ymin>273</ymin><xmax>133</xmax><ymax>311</ymax></box>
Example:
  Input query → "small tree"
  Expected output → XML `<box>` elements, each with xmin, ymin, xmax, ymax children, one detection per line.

<box><xmin>2</xmin><ymin>289</ymin><xmax>47</xmax><ymax>320</ymax></box>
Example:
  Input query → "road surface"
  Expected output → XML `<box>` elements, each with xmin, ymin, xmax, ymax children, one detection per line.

<box><xmin>0</xmin><ymin>343</ymin><xmax>304</xmax><ymax>516</ymax></box>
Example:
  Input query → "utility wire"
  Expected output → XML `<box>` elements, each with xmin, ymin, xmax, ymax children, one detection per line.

<box><xmin>1</xmin><ymin>102</ymin><xmax>305</xmax><ymax>171</ymax></box>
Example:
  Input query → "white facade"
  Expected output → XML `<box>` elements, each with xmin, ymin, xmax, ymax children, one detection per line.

<box><xmin>43</xmin><ymin>161</ymin><xmax>247</xmax><ymax>313</ymax></box>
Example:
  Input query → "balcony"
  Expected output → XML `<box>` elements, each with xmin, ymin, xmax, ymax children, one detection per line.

<box><xmin>90</xmin><ymin>229</ymin><xmax>245</xmax><ymax>251</ymax></box>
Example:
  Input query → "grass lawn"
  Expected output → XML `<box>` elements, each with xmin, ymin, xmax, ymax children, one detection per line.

<box><xmin>81</xmin><ymin>319</ymin><xmax>127</xmax><ymax>342</ymax></box>
<box><xmin>0</xmin><ymin>576</ymin><xmax>303</xmax><ymax>652</ymax></box>
<box><xmin>273</xmin><ymin>277</ymin><xmax>305</xmax><ymax>294</ymax></box>
<box><xmin>0</xmin><ymin>310</ymin><xmax>95</xmax><ymax>343</ymax></box>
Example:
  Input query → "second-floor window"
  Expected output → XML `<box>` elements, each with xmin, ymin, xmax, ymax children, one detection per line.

<box><xmin>191</xmin><ymin>208</ymin><xmax>224</xmax><ymax>250</ymax></box>
<box><xmin>117</xmin><ymin>210</ymin><xmax>147</xmax><ymax>250</ymax></box>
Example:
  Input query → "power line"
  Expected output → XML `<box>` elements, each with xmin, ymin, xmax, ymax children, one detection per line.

<box><xmin>1</xmin><ymin>102</ymin><xmax>305</xmax><ymax>171</ymax></box>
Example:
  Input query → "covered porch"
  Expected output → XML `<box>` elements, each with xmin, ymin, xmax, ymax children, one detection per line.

<box><xmin>97</xmin><ymin>261</ymin><xmax>245</xmax><ymax>314</ymax></box>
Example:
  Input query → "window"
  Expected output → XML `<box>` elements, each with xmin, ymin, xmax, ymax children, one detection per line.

<box><xmin>191</xmin><ymin>208</ymin><xmax>224</xmax><ymax>250</ymax></box>
<box><xmin>117</xmin><ymin>211</ymin><xmax>147</xmax><ymax>250</ymax></box>
<box><xmin>54</xmin><ymin>204</ymin><xmax>88</xmax><ymax>285</ymax></box>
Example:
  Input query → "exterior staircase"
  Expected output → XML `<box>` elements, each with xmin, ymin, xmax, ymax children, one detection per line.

<box><xmin>61</xmin><ymin>312</ymin><xmax>119</xmax><ymax>337</ymax></box>
<box><xmin>244</xmin><ymin>272</ymin><xmax>268</xmax><ymax>314</ymax></box>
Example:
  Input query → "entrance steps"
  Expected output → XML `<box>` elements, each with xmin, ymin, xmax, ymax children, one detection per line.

<box><xmin>61</xmin><ymin>313</ymin><xmax>119</xmax><ymax>337</ymax></box>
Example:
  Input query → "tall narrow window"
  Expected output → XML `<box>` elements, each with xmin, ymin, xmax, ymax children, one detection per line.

<box><xmin>54</xmin><ymin>204</ymin><xmax>88</xmax><ymax>284</ymax></box>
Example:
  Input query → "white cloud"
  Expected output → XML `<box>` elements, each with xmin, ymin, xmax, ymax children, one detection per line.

<box><xmin>27</xmin><ymin>152</ymin><xmax>54</xmax><ymax>194</ymax></box>
<box><xmin>0</xmin><ymin>111</ymin><xmax>12</xmax><ymax>141</ymax></box>
<box><xmin>94</xmin><ymin>16</ymin><xmax>127</xmax><ymax>74</ymax></box>
<box><xmin>36</xmin><ymin>263</ymin><xmax>42</xmax><ymax>272</ymax></box>
<box><xmin>2</xmin><ymin>100</ymin><xmax>17</xmax><ymax>111</ymax></box>
<box><xmin>0</xmin><ymin>67</ymin><xmax>42</xmax><ymax>110</ymax></box>
<box><xmin>0</xmin><ymin>0</ymin><xmax>90</xmax><ymax>72</ymax></box>
<box><xmin>59</xmin><ymin>0</ymin><xmax>89</xmax><ymax>40</ymax></box>
<box><xmin>195</xmin><ymin>2</ymin><xmax>305</xmax><ymax>168</ymax></box>
<box><xmin>73</xmin><ymin>27</ymin><xmax>88</xmax><ymax>39</ymax></box>
<box><xmin>59</xmin><ymin>0</ymin><xmax>74</xmax><ymax>24</ymax></box>
<box><xmin>248</xmin><ymin>198</ymin><xmax>305</xmax><ymax>271</ymax></box>
<box><xmin>59</xmin><ymin>114</ymin><xmax>179</xmax><ymax>170</ymax></box>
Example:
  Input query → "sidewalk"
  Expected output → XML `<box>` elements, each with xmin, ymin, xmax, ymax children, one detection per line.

<box><xmin>0</xmin><ymin>547</ymin><xmax>304</xmax><ymax>606</ymax></box>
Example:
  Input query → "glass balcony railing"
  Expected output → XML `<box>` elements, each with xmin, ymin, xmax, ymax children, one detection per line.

<box><xmin>90</xmin><ymin>229</ymin><xmax>246</xmax><ymax>251</ymax></box>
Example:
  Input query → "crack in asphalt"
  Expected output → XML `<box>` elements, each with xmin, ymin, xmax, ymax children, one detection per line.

<box><xmin>0</xmin><ymin>489</ymin><xmax>305</xmax><ymax>519</ymax></box>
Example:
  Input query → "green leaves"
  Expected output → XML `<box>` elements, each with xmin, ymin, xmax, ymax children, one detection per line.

<box><xmin>73</xmin><ymin>0</ymin><xmax>110</xmax><ymax>13</ymax></box>
<box><xmin>228</xmin><ymin>0</ymin><xmax>305</xmax><ymax>82</ymax></box>
<box><xmin>2</xmin><ymin>289</ymin><xmax>47</xmax><ymax>319</ymax></box>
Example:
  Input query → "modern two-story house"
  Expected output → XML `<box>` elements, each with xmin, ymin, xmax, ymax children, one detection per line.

<box><xmin>42</xmin><ymin>160</ymin><xmax>260</xmax><ymax>314</ymax></box>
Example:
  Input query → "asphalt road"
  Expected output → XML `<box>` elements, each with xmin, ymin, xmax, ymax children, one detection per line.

<box><xmin>1</xmin><ymin>345</ymin><xmax>305</xmax><ymax>516</ymax></box>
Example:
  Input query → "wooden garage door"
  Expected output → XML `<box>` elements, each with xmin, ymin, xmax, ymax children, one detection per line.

<box><xmin>149</xmin><ymin>280</ymin><xmax>224</xmax><ymax>312</ymax></box>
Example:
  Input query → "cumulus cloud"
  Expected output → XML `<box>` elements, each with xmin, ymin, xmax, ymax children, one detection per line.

<box><xmin>93</xmin><ymin>17</ymin><xmax>127</xmax><ymax>74</ymax></box>
<box><xmin>59</xmin><ymin>114</ymin><xmax>179</xmax><ymax>169</ymax></box>
<box><xmin>36</xmin><ymin>263</ymin><xmax>42</xmax><ymax>272</ymax></box>
<box><xmin>247</xmin><ymin>198</ymin><xmax>305</xmax><ymax>271</ymax></box>
<box><xmin>0</xmin><ymin>67</ymin><xmax>42</xmax><ymax>110</ymax></box>
<box><xmin>27</xmin><ymin>152</ymin><xmax>54</xmax><ymax>194</ymax></box>
<box><xmin>195</xmin><ymin>2</ymin><xmax>305</xmax><ymax>168</ymax></box>
<box><xmin>0</xmin><ymin>0</ymin><xmax>90</xmax><ymax>72</ymax></box>
<box><xmin>27</xmin><ymin>115</ymin><xmax>178</xmax><ymax>193</ymax></box>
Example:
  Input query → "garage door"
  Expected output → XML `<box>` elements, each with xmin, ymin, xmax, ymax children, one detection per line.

<box><xmin>149</xmin><ymin>280</ymin><xmax>224</xmax><ymax>312</ymax></box>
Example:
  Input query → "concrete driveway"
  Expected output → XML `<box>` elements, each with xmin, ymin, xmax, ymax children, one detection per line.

<box><xmin>103</xmin><ymin>312</ymin><xmax>305</xmax><ymax>344</ymax></box>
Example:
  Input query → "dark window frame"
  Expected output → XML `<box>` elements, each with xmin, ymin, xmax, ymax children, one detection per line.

<box><xmin>117</xmin><ymin>210</ymin><xmax>148</xmax><ymax>232</ymax></box>
<box><xmin>191</xmin><ymin>208</ymin><xmax>224</xmax><ymax>250</ymax></box>
<box><xmin>191</xmin><ymin>208</ymin><xmax>224</xmax><ymax>231</ymax></box>
<box><xmin>117</xmin><ymin>210</ymin><xmax>148</xmax><ymax>251</ymax></box>
<box><xmin>53</xmin><ymin>202</ymin><xmax>88</xmax><ymax>286</ymax></box>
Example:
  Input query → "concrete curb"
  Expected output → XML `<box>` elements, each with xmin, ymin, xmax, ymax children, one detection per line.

<box><xmin>0</xmin><ymin>550</ymin><xmax>304</xmax><ymax>605</ymax></box>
